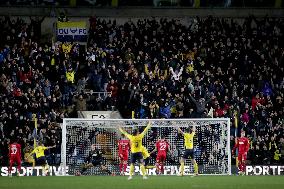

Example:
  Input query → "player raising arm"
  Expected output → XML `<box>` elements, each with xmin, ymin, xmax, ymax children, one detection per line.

<box><xmin>118</xmin><ymin>134</ymin><xmax>130</xmax><ymax>175</ymax></box>
<box><xmin>119</xmin><ymin>121</ymin><xmax>151</xmax><ymax>180</ymax></box>
<box><xmin>8</xmin><ymin>139</ymin><xmax>22</xmax><ymax>177</ymax></box>
<box><xmin>150</xmin><ymin>135</ymin><xmax>171</xmax><ymax>175</ymax></box>
<box><xmin>80</xmin><ymin>144</ymin><xmax>112</xmax><ymax>175</ymax></box>
<box><xmin>25</xmin><ymin>141</ymin><xmax>56</xmax><ymax>176</ymax></box>
<box><xmin>177</xmin><ymin>125</ymin><xmax>198</xmax><ymax>176</ymax></box>
<box><xmin>232</xmin><ymin>130</ymin><xmax>250</xmax><ymax>175</ymax></box>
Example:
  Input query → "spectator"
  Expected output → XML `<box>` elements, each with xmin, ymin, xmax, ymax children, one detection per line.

<box><xmin>106</xmin><ymin>79</ymin><xmax>119</xmax><ymax>99</ymax></box>
<box><xmin>63</xmin><ymin>60</ymin><xmax>79</xmax><ymax>85</ymax></box>
<box><xmin>189</xmin><ymin>93</ymin><xmax>212</xmax><ymax>118</ymax></box>
<box><xmin>73</xmin><ymin>94</ymin><xmax>88</xmax><ymax>112</ymax></box>
<box><xmin>77</xmin><ymin>76</ymin><xmax>88</xmax><ymax>93</ymax></box>
<box><xmin>149</xmin><ymin>100</ymin><xmax>159</xmax><ymax>118</ymax></box>
<box><xmin>58</xmin><ymin>12</ymin><xmax>69</xmax><ymax>22</ymax></box>
<box><xmin>29</xmin><ymin>16</ymin><xmax>45</xmax><ymax>40</ymax></box>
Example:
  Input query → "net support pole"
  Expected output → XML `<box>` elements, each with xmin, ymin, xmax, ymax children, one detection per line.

<box><xmin>61</xmin><ymin>119</ymin><xmax>67</xmax><ymax>175</ymax></box>
<box><xmin>227</xmin><ymin>118</ymin><xmax>231</xmax><ymax>175</ymax></box>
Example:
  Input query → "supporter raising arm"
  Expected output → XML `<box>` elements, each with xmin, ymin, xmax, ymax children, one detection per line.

<box><xmin>63</xmin><ymin>60</ymin><xmax>79</xmax><ymax>84</ymax></box>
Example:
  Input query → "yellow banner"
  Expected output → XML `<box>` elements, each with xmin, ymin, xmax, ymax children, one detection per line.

<box><xmin>57</xmin><ymin>21</ymin><xmax>86</xmax><ymax>28</ymax></box>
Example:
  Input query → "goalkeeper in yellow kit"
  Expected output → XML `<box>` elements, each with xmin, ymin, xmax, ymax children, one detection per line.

<box><xmin>119</xmin><ymin>121</ymin><xmax>151</xmax><ymax>180</ymax></box>
<box><xmin>177</xmin><ymin>125</ymin><xmax>198</xmax><ymax>176</ymax></box>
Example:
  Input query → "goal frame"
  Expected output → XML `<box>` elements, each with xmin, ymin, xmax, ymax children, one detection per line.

<box><xmin>61</xmin><ymin>118</ymin><xmax>231</xmax><ymax>175</ymax></box>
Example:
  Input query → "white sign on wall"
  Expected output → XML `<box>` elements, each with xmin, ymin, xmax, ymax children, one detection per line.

<box><xmin>246</xmin><ymin>165</ymin><xmax>284</xmax><ymax>175</ymax></box>
<box><xmin>78</xmin><ymin>111</ymin><xmax>111</xmax><ymax>119</ymax></box>
<box><xmin>0</xmin><ymin>166</ymin><xmax>69</xmax><ymax>176</ymax></box>
<box><xmin>125</xmin><ymin>166</ymin><xmax>193</xmax><ymax>176</ymax></box>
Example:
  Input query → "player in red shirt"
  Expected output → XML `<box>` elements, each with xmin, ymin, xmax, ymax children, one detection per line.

<box><xmin>151</xmin><ymin>135</ymin><xmax>171</xmax><ymax>175</ymax></box>
<box><xmin>118</xmin><ymin>134</ymin><xmax>130</xmax><ymax>175</ymax></box>
<box><xmin>8</xmin><ymin>139</ymin><xmax>22</xmax><ymax>177</ymax></box>
<box><xmin>232</xmin><ymin>130</ymin><xmax>250</xmax><ymax>175</ymax></box>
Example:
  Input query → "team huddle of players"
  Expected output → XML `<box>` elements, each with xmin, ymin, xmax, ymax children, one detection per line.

<box><xmin>7</xmin><ymin>122</ymin><xmax>250</xmax><ymax>177</ymax></box>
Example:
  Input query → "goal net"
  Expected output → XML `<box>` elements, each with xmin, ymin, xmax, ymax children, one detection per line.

<box><xmin>61</xmin><ymin>118</ymin><xmax>231</xmax><ymax>176</ymax></box>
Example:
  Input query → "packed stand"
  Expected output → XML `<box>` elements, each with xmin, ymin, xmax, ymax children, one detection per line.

<box><xmin>0</xmin><ymin>15</ymin><xmax>283</xmax><ymax>167</ymax></box>
<box><xmin>0</xmin><ymin>16</ymin><xmax>111</xmax><ymax>166</ymax></box>
<box><xmin>87</xmin><ymin>16</ymin><xmax>284</xmax><ymax>165</ymax></box>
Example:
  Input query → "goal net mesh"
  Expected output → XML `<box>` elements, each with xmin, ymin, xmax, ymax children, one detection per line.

<box><xmin>62</xmin><ymin>119</ymin><xmax>231</xmax><ymax>175</ymax></box>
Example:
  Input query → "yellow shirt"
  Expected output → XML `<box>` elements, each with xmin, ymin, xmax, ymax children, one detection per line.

<box><xmin>119</xmin><ymin>123</ymin><xmax>151</xmax><ymax>153</ymax></box>
<box><xmin>274</xmin><ymin>150</ymin><xmax>281</xmax><ymax>161</ymax></box>
<box><xmin>31</xmin><ymin>146</ymin><xmax>47</xmax><ymax>158</ymax></box>
<box><xmin>141</xmin><ymin>146</ymin><xmax>150</xmax><ymax>159</ymax></box>
<box><xmin>186</xmin><ymin>64</ymin><xmax>194</xmax><ymax>73</ymax></box>
<box><xmin>184</xmin><ymin>132</ymin><xmax>195</xmax><ymax>149</ymax></box>
<box><xmin>62</xmin><ymin>43</ymin><xmax>72</xmax><ymax>54</ymax></box>
<box><xmin>66</xmin><ymin>71</ymin><xmax>75</xmax><ymax>83</ymax></box>
<box><xmin>51</xmin><ymin>57</ymin><xmax>55</xmax><ymax>66</ymax></box>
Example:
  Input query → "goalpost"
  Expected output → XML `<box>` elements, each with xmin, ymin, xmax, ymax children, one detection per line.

<box><xmin>61</xmin><ymin>118</ymin><xmax>231</xmax><ymax>176</ymax></box>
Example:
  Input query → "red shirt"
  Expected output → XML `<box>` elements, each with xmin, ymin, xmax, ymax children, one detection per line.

<box><xmin>156</xmin><ymin>139</ymin><xmax>169</xmax><ymax>155</ymax></box>
<box><xmin>234</xmin><ymin>137</ymin><xmax>249</xmax><ymax>154</ymax></box>
<box><xmin>9</xmin><ymin>143</ymin><xmax>21</xmax><ymax>158</ymax></box>
<box><xmin>118</xmin><ymin>139</ymin><xmax>130</xmax><ymax>154</ymax></box>
<box><xmin>215</xmin><ymin>108</ymin><xmax>224</xmax><ymax>117</ymax></box>
<box><xmin>251</xmin><ymin>97</ymin><xmax>265</xmax><ymax>110</ymax></box>
<box><xmin>106</xmin><ymin>83</ymin><xmax>119</xmax><ymax>98</ymax></box>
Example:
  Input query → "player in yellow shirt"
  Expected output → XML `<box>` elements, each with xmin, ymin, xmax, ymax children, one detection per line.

<box><xmin>177</xmin><ymin>125</ymin><xmax>198</xmax><ymax>176</ymax></box>
<box><xmin>119</xmin><ymin>121</ymin><xmax>151</xmax><ymax>180</ymax></box>
<box><xmin>26</xmin><ymin>141</ymin><xmax>56</xmax><ymax>176</ymax></box>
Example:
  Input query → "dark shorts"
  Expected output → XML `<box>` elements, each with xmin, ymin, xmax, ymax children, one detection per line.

<box><xmin>144</xmin><ymin>157</ymin><xmax>150</xmax><ymax>166</ymax></box>
<box><xmin>92</xmin><ymin>159</ymin><xmax>103</xmax><ymax>167</ymax></box>
<box><xmin>36</xmin><ymin>156</ymin><xmax>47</xmax><ymax>166</ymax></box>
<box><xmin>182</xmin><ymin>149</ymin><xmax>194</xmax><ymax>159</ymax></box>
<box><xmin>130</xmin><ymin>152</ymin><xmax>143</xmax><ymax>164</ymax></box>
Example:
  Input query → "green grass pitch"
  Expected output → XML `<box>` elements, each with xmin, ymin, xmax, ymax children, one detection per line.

<box><xmin>1</xmin><ymin>175</ymin><xmax>284</xmax><ymax>189</ymax></box>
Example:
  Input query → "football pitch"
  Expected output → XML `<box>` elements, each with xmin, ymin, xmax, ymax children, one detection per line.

<box><xmin>0</xmin><ymin>175</ymin><xmax>283</xmax><ymax>189</ymax></box>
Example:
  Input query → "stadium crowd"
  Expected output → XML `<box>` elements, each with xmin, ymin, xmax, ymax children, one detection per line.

<box><xmin>0</xmin><ymin>15</ymin><xmax>283</xmax><ymax>167</ymax></box>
